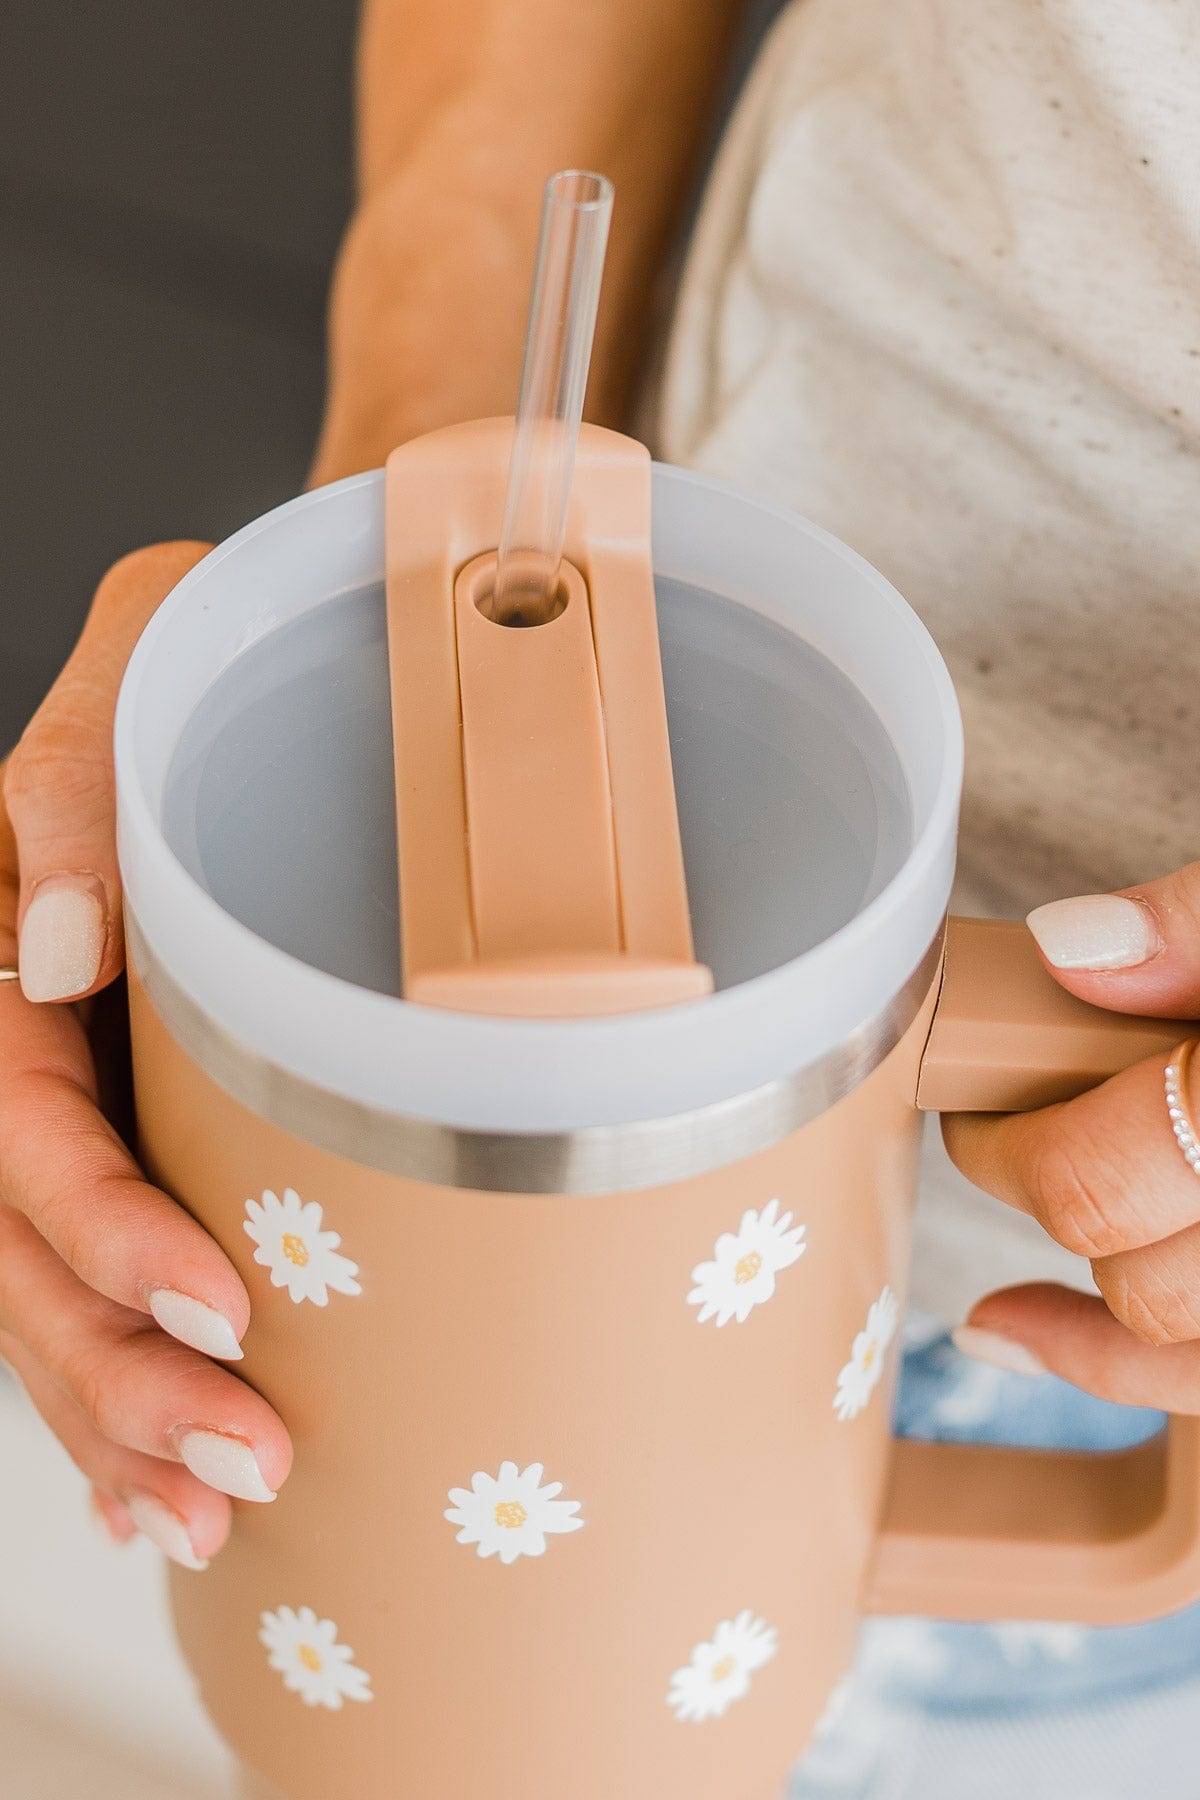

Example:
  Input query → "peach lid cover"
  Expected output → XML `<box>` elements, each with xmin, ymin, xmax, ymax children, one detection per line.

<box><xmin>384</xmin><ymin>417</ymin><xmax>713</xmax><ymax>1019</ymax></box>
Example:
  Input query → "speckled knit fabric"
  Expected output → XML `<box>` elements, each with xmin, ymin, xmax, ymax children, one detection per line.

<box><xmin>659</xmin><ymin>0</ymin><xmax>1200</xmax><ymax>1323</ymax></box>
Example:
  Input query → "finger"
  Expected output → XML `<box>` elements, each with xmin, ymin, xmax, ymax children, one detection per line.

<box><xmin>1</xmin><ymin>1328</ymin><xmax>232</xmax><ymax>1567</ymax></box>
<box><xmin>1091</xmin><ymin>1220</ymin><xmax>1200</xmax><ymax>1347</ymax></box>
<box><xmin>0</xmin><ymin>758</ymin><xmax>16</xmax><ymax>965</ymax></box>
<box><xmin>943</xmin><ymin>1048</ymin><xmax>1200</xmax><ymax>1261</ymax></box>
<box><xmin>955</xmin><ymin>1282</ymin><xmax>1200</xmax><ymax>1414</ymax></box>
<box><xmin>91</xmin><ymin>1487</ymin><xmax>138</xmax><ymax>1545</ymax></box>
<box><xmin>0</xmin><ymin>983</ymin><xmax>249</xmax><ymax>1356</ymax></box>
<box><xmin>0</xmin><ymin>1208</ymin><xmax>291</xmax><ymax>1501</ymax></box>
<box><xmin>1026</xmin><ymin>862</ymin><xmax>1200</xmax><ymax>1019</ymax></box>
<box><xmin>4</xmin><ymin>541</ymin><xmax>210</xmax><ymax>1002</ymax></box>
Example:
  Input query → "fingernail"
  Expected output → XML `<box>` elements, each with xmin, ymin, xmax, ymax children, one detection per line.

<box><xmin>952</xmin><ymin>1325</ymin><xmax>1048</xmax><ymax>1378</ymax></box>
<box><xmin>125</xmin><ymin>1491</ymin><xmax>209</xmax><ymax>1571</ymax></box>
<box><xmin>148</xmin><ymin>1288</ymin><xmax>244</xmax><ymax>1361</ymax></box>
<box><xmin>176</xmin><ymin>1428</ymin><xmax>277</xmax><ymax>1502</ymax></box>
<box><xmin>19</xmin><ymin>873</ymin><xmax>106</xmax><ymax>1001</ymax></box>
<box><xmin>90</xmin><ymin>1489</ymin><xmax>135</xmax><ymax>1546</ymax></box>
<box><xmin>1026</xmin><ymin>894</ymin><xmax>1158</xmax><ymax>972</ymax></box>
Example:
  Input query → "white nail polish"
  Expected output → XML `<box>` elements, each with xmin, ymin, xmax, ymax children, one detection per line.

<box><xmin>90</xmin><ymin>1490</ymin><xmax>131</xmax><ymax>1546</ymax></box>
<box><xmin>148</xmin><ymin>1289</ymin><xmax>244</xmax><ymax>1361</ymax></box>
<box><xmin>177</xmin><ymin>1429</ymin><xmax>277</xmax><ymax>1502</ymax></box>
<box><xmin>125</xmin><ymin>1491</ymin><xmax>209</xmax><ymax>1570</ymax></box>
<box><xmin>19</xmin><ymin>874</ymin><xmax>106</xmax><ymax>1001</ymax></box>
<box><xmin>1026</xmin><ymin>894</ymin><xmax>1157</xmax><ymax>972</ymax></box>
<box><xmin>952</xmin><ymin>1325</ymin><xmax>1048</xmax><ymax>1378</ymax></box>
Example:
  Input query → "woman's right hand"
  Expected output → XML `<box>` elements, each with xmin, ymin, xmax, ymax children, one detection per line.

<box><xmin>0</xmin><ymin>544</ymin><xmax>294</xmax><ymax>1570</ymax></box>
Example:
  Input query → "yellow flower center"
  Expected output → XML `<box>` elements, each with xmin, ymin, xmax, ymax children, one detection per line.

<box><xmin>734</xmin><ymin>1250</ymin><xmax>763</xmax><ymax>1285</ymax></box>
<box><xmin>861</xmin><ymin>1339</ymin><xmax>878</xmax><ymax>1371</ymax></box>
<box><xmin>282</xmin><ymin>1233</ymin><xmax>310</xmax><ymax>1268</ymax></box>
<box><xmin>494</xmin><ymin>1500</ymin><xmax>528</xmax><ymax>1531</ymax></box>
<box><xmin>297</xmin><ymin>1644</ymin><xmax>322</xmax><ymax>1673</ymax></box>
<box><xmin>711</xmin><ymin>1655</ymin><xmax>737</xmax><ymax>1682</ymax></box>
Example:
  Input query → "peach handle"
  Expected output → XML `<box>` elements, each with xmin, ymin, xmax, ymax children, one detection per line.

<box><xmin>867</xmin><ymin>916</ymin><xmax>1200</xmax><ymax>1625</ymax></box>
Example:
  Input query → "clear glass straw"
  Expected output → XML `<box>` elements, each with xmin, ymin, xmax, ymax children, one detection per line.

<box><xmin>488</xmin><ymin>169</ymin><xmax>614</xmax><ymax>626</ymax></box>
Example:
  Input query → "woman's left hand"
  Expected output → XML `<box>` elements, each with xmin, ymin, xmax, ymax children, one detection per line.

<box><xmin>946</xmin><ymin>865</ymin><xmax>1200</xmax><ymax>1412</ymax></box>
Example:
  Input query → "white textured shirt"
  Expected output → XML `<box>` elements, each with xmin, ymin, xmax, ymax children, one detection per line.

<box><xmin>660</xmin><ymin>0</ymin><xmax>1200</xmax><ymax>1316</ymax></box>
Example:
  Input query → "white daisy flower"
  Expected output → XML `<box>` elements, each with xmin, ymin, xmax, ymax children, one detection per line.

<box><xmin>259</xmin><ymin>1606</ymin><xmax>372</xmax><ymax>1709</ymax></box>
<box><xmin>833</xmin><ymin>1285</ymin><xmax>899</xmax><ymax>1421</ymax></box>
<box><xmin>666</xmin><ymin>1611</ymin><xmax>778</xmax><ymax>1722</ymax></box>
<box><xmin>244</xmin><ymin>1188</ymin><xmax>361</xmax><ymax>1306</ymax></box>
<box><xmin>445</xmin><ymin>1460</ymin><xmax>584</xmax><ymax>1564</ymax></box>
<box><xmin>687</xmin><ymin>1198</ymin><xmax>807</xmax><ymax>1326</ymax></box>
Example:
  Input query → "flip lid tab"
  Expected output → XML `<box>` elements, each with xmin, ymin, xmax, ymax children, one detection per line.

<box><xmin>384</xmin><ymin>417</ymin><xmax>712</xmax><ymax>1017</ymax></box>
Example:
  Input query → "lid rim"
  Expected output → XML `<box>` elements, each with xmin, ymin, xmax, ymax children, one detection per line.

<box><xmin>127</xmin><ymin>912</ymin><xmax>943</xmax><ymax>1192</ymax></box>
<box><xmin>114</xmin><ymin>463</ymin><xmax>962</xmax><ymax>1132</ymax></box>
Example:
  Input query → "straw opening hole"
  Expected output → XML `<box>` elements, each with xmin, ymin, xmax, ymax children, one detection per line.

<box><xmin>476</xmin><ymin>574</ymin><xmax>569</xmax><ymax>629</ymax></box>
<box><xmin>546</xmin><ymin>169</ymin><xmax>614</xmax><ymax>213</ymax></box>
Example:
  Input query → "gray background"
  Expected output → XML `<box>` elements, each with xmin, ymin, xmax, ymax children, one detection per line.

<box><xmin>0</xmin><ymin>1</ymin><xmax>358</xmax><ymax>751</ymax></box>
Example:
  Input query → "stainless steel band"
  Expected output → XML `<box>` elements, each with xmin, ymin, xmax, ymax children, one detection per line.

<box><xmin>127</xmin><ymin>915</ymin><xmax>943</xmax><ymax>1195</ymax></box>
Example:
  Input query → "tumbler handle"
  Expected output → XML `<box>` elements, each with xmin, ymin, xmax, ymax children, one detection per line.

<box><xmin>867</xmin><ymin>916</ymin><xmax>1200</xmax><ymax>1625</ymax></box>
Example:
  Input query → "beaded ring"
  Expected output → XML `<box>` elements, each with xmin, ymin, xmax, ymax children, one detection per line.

<box><xmin>1165</xmin><ymin>1040</ymin><xmax>1200</xmax><ymax>1175</ymax></box>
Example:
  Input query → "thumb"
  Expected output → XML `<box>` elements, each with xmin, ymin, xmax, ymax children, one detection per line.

<box><xmin>1026</xmin><ymin>864</ymin><xmax>1200</xmax><ymax>1019</ymax></box>
<box><xmin>5</xmin><ymin>542</ymin><xmax>211</xmax><ymax>1003</ymax></box>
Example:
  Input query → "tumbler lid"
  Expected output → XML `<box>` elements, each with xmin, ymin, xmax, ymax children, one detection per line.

<box><xmin>385</xmin><ymin>418</ymin><xmax>712</xmax><ymax>1017</ymax></box>
<box><xmin>115</xmin><ymin>463</ymin><xmax>960</xmax><ymax>1140</ymax></box>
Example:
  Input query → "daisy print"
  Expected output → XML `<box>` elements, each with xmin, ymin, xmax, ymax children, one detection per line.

<box><xmin>834</xmin><ymin>1285</ymin><xmax>899</xmax><ymax>1421</ymax></box>
<box><xmin>244</xmin><ymin>1188</ymin><xmax>362</xmax><ymax>1306</ymax></box>
<box><xmin>259</xmin><ymin>1606</ymin><xmax>372</xmax><ymax>1709</ymax></box>
<box><xmin>688</xmin><ymin>1198</ymin><xmax>806</xmax><ymax>1326</ymax></box>
<box><xmin>667</xmin><ymin>1611</ymin><xmax>778</xmax><ymax>1722</ymax></box>
<box><xmin>445</xmin><ymin>1460</ymin><xmax>584</xmax><ymax>1564</ymax></box>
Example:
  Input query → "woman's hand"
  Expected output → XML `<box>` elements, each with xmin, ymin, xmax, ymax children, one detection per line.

<box><xmin>0</xmin><ymin>545</ymin><xmax>293</xmax><ymax>1568</ymax></box>
<box><xmin>948</xmin><ymin>871</ymin><xmax>1200</xmax><ymax>1412</ymax></box>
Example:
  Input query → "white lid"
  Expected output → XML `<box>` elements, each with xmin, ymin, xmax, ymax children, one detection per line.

<box><xmin>114</xmin><ymin>465</ymin><xmax>961</xmax><ymax>1132</ymax></box>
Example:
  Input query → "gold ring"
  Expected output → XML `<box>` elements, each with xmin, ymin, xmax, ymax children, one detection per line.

<box><xmin>1165</xmin><ymin>1040</ymin><xmax>1200</xmax><ymax>1173</ymax></box>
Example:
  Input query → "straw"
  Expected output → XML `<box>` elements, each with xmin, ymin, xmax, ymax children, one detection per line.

<box><xmin>488</xmin><ymin>170</ymin><xmax>614</xmax><ymax>626</ymax></box>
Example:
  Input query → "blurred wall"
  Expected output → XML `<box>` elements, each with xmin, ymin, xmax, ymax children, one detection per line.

<box><xmin>0</xmin><ymin>2</ymin><xmax>358</xmax><ymax>750</ymax></box>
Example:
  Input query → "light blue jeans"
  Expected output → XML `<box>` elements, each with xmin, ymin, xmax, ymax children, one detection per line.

<box><xmin>789</xmin><ymin>1315</ymin><xmax>1200</xmax><ymax>1799</ymax></box>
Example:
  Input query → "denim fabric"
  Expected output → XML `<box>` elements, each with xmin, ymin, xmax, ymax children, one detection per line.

<box><xmin>788</xmin><ymin>1314</ymin><xmax>1200</xmax><ymax>1798</ymax></box>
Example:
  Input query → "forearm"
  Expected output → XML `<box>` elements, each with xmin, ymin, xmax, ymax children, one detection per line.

<box><xmin>309</xmin><ymin>0</ymin><xmax>743</xmax><ymax>485</ymax></box>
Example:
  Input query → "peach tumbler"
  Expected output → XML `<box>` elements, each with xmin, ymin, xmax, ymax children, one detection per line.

<box><xmin>115</xmin><ymin>469</ymin><xmax>1200</xmax><ymax>1800</ymax></box>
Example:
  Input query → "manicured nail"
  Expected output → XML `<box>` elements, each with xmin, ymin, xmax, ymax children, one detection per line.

<box><xmin>176</xmin><ymin>1428</ymin><xmax>277</xmax><ymax>1502</ymax></box>
<box><xmin>125</xmin><ymin>1491</ymin><xmax>209</xmax><ymax>1571</ymax></box>
<box><xmin>952</xmin><ymin>1325</ymin><xmax>1048</xmax><ymax>1378</ymax></box>
<box><xmin>90</xmin><ymin>1489</ymin><xmax>135</xmax><ymax>1545</ymax></box>
<box><xmin>148</xmin><ymin>1288</ymin><xmax>244</xmax><ymax>1361</ymax></box>
<box><xmin>19</xmin><ymin>873</ymin><xmax>106</xmax><ymax>1001</ymax></box>
<box><xmin>1026</xmin><ymin>895</ymin><xmax>1157</xmax><ymax>972</ymax></box>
